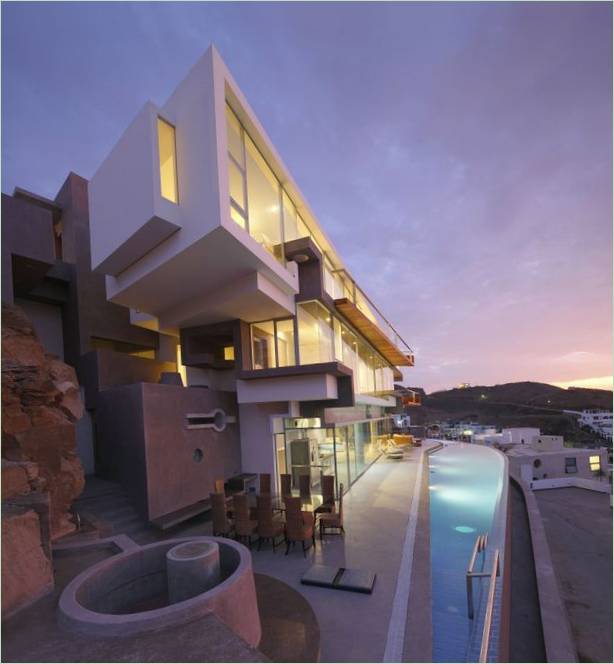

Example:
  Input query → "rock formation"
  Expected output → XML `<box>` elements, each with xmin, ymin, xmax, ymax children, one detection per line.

<box><xmin>2</xmin><ymin>302</ymin><xmax>85</xmax><ymax>539</ymax></box>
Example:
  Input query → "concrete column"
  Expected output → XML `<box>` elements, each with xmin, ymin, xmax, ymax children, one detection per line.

<box><xmin>166</xmin><ymin>540</ymin><xmax>221</xmax><ymax>603</ymax></box>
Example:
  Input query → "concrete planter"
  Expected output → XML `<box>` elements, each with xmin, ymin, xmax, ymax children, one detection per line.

<box><xmin>58</xmin><ymin>536</ymin><xmax>261</xmax><ymax>647</ymax></box>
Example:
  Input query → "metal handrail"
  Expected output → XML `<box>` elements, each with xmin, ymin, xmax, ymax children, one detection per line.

<box><xmin>479</xmin><ymin>549</ymin><xmax>500</xmax><ymax>663</ymax></box>
<box><xmin>330</xmin><ymin>267</ymin><xmax>414</xmax><ymax>354</ymax></box>
<box><xmin>466</xmin><ymin>533</ymin><xmax>489</xmax><ymax>619</ymax></box>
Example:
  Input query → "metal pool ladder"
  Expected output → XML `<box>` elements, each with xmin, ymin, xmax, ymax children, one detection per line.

<box><xmin>466</xmin><ymin>533</ymin><xmax>501</xmax><ymax>662</ymax></box>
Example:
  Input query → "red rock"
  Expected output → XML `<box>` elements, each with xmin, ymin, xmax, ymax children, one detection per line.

<box><xmin>1</xmin><ymin>505</ymin><xmax>54</xmax><ymax>617</ymax></box>
<box><xmin>2</xmin><ymin>303</ymin><xmax>85</xmax><ymax>539</ymax></box>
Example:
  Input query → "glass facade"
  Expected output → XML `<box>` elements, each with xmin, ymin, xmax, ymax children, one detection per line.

<box><xmin>226</xmin><ymin>104</ymin><xmax>318</xmax><ymax>264</ymax></box>
<box><xmin>251</xmin><ymin>302</ymin><xmax>394</xmax><ymax>396</ymax></box>
<box><xmin>279</xmin><ymin>416</ymin><xmax>393</xmax><ymax>496</ymax></box>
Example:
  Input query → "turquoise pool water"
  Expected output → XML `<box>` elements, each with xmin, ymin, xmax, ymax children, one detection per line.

<box><xmin>429</xmin><ymin>443</ymin><xmax>506</xmax><ymax>662</ymax></box>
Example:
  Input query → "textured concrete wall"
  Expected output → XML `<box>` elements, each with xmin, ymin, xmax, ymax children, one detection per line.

<box><xmin>97</xmin><ymin>383</ymin><xmax>242</xmax><ymax>520</ymax></box>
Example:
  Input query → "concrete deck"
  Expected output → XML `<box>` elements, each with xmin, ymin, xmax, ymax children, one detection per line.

<box><xmin>5</xmin><ymin>448</ymin><xmax>429</xmax><ymax>663</ymax></box>
<box><xmin>535</xmin><ymin>487</ymin><xmax>613</xmax><ymax>663</ymax></box>
<box><xmin>248</xmin><ymin>448</ymin><xmax>426</xmax><ymax>662</ymax></box>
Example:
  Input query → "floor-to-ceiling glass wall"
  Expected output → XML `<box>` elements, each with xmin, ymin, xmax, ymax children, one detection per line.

<box><xmin>279</xmin><ymin>416</ymin><xmax>393</xmax><ymax>496</ymax></box>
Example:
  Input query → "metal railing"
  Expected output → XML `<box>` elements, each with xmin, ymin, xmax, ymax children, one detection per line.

<box><xmin>465</xmin><ymin>533</ymin><xmax>501</xmax><ymax>662</ymax></box>
<box><xmin>328</xmin><ymin>267</ymin><xmax>414</xmax><ymax>357</ymax></box>
<box><xmin>479</xmin><ymin>549</ymin><xmax>500</xmax><ymax>663</ymax></box>
<box><xmin>466</xmin><ymin>533</ymin><xmax>489</xmax><ymax>619</ymax></box>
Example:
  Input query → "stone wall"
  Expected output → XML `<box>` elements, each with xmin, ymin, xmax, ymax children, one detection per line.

<box><xmin>2</xmin><ymin>303</ymin><xmax>85</xmax><ymax>538</ymax></box>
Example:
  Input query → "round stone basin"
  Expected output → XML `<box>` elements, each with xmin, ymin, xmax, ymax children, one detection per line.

<box><xmin>58</xmin><ymin>537</ymin><xmax>261</xmax><ymax>646</ymax></box>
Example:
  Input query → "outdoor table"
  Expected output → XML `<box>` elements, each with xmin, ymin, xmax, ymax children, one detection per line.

<box><xmin>246</xmin><ymin>492</ymin><xmax>333</xmax><ymax>513</ymax></box>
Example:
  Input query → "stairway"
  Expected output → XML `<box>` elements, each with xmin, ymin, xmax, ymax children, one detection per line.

<box><xmin>72</xmin><ymin>477</ymin><xmax>157</xmax><ymax>545</ymax></box>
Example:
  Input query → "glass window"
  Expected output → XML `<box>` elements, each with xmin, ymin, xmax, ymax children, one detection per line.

<box><xmin>564</xmin><ymin>457</ymin><xmax>578</xmax><ymax>474</ymax></box>
<box><xmin>229</xmin><ymin>159</ymin><xmax>246</xmax><ymax>211</ymax></box>
<box><xmin>297</xmin><ymin>302</ymin><xmax>334</xmax><ymax>365</ymax></box>
<box><xmin>157</xmin><ymin>118</ymin><xmax>178</xmax><ymax>203</ymax></box>
<box><xmin>251</xmin><ymin>321</ymin><xmax>275</xmax><ymax>369</ymax></box>
<box><xmin>226</xmin><ymin>105</ymin><xmax>244</xmax><ymax>166</ymax></box>
<box><xmin>589</xmin><ymin>455</ymin><xmax>601</xmax><ymax>472</ymax></box>
<box><xmin>230</xmin><ymin>205</ymin><xmax>246</xmax><ymax>229</ymax></box>
<box><xmin>275</xmin><ymin>319</ymin><xmax>296</xmax><ymax>367</ymax></box>
<box><xmin>333</xmin><ymin>318</ymin><xmax>343</xmax><ymax>362</ymax></box>
<box><xmin>223</xmin><ymin>345</ymin><xmax>235</xmax><ymax>361</ymax></box>
<box><xmin>245</xmin><ymin>135</ymin><xmax>283</xmax><ymax>261</ymax></box>
<box><xmin>282</xmin><ymin>191</ymin><xmax>299</xmax><ymax>242</ymax></box>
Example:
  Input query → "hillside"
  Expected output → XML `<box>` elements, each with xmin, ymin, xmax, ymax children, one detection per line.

<box><xmin>411</xmin><ymin>381</ymin><xmax>613</xmax><ymax>444</ymax></box>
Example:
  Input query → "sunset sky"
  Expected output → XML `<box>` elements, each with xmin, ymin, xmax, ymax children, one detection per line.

<box><xmin>2</xmin><ymin>2</ymin><xmax>611</xmax><ymax>393</ymax></box>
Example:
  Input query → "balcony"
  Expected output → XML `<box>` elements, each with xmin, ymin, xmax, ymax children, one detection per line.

<box><xmin>327</xmin><ymin>269</ymin><xmax>414</xmax><ymax>367</ymax></box>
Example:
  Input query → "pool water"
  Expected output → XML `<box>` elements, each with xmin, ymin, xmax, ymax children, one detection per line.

<box><xmin>429</xmin><ymin>444</ymin><xmax>505</xmax><ymax>662</ymax></box>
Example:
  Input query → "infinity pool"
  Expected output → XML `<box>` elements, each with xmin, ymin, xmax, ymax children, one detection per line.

<box><xmin>429</xmin><ymin>443</ymin><xmax>506</xmax><ymax>662</ymax></box>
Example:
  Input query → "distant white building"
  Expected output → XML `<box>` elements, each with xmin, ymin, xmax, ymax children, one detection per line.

<box><xmin>565</xmin><ymin>409</ymin><xmax>613</xmax><ymax>440</ymax></box>
<box><xmin>502</xmin><ymin>427</ymin><xmax>540</xmax><ymax>445</ymax></box>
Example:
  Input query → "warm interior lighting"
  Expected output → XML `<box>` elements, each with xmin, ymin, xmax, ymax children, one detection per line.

<box><xmin>157</xmin><ymin>118</ymin><xmax>178</xmax><ymax>203</ymax></box>
<box><xmin>589</xmin><ymin>455</ymin><xmax>601</xmax><ymax>472</ymax></box>
<box><xmin>223</xmin><ymin>345</ymin><xmax>235</xmax><ymax>361</ymax></box>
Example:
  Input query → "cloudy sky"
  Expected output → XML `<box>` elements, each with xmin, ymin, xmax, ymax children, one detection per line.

<box><xmin>2</xmin><ymin>2</ymin><xmax>611</xmax><ymax>392</ymax></box>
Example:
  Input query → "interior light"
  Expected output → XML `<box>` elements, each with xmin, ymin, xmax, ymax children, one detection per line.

<box><xmin>292</xmin><ymin>253</ymin><xmax>310</xmax><ymax>263</ymax></box>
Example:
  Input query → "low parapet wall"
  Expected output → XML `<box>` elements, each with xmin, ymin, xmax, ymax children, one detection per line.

<box><xmin>531</xmin><ymin>476</ymin><xmax>611</xmax><ymax>493</ymax></box>
<box><xmin>510</xmin><ymin>473</ymin><xmax>577</xmax><ymax>662</ymax></box>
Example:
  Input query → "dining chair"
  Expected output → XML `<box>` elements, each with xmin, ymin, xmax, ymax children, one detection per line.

<box><xmin>259</xmin><ymin>473</ymin><xmax>271</xmax><ymax>494</ymax></box>
<box><xmin>256</xmin><ymin>494</ymin><xmax>285</xmax><ymax>552</ymax></box>
<box><xmin>284</xmin><ymin>496</ymin><xmax>315</xmax><ymax>557</ymax></box>
<box><xmin>299</xmin><ymin>473</ymin><xmax>311</xmax><ymax>499</ymax></box>
<box><xmin>280</xmin><ymin>473</ymin><xmax>292</xmax><ymax>498</ymax></box>
<box><xmin>232</xmin><ymin>493</ymin><xmax>258</xmax><ymax>548</ymax></box>
<box><xmin>319</xmin><ymin>483</ymin><xmax>345</xmax><ymax>540</ymax></box>
<box><xmin>210</xmin><ymin>492</ymin><xmax>233</xmax><ymax>537</ymax></box>
<box><xmin>315</xmin><ymin>475</ymin><xmax>336</xmax><ymax>515</ymax></box>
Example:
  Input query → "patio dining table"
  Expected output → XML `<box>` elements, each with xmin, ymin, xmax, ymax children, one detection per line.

<box><xmin>246</xmin><ymin>492</ymin><xmax>333</xmax><ymax>513</ymax></box>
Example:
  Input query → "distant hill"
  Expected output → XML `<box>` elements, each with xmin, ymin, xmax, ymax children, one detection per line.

<box><xmin>411</xmin><ymin>381</ymin><xmax>613</xmax><ymax>444</ymax></box>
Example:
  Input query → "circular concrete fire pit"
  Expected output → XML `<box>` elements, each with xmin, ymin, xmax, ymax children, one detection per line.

<box><xmin>58</xmin><ymin>537</ymin><xmax>261</xmax><ymax>645</ymax></box>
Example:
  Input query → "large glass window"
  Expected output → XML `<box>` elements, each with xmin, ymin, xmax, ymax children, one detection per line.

<box><xmin>157</xmin><ymin>118</ymin><xmax>178</xmax><ymax>203</ymax></box>
<box><xmin>275</xmin><ymin>319</ymin><xmax>296</xmax><ymax>367</ymax></box>
<box><xmin>297</xmin><ymin>301</ymin><xmax>334</xmax><ymax>364</ymax></box>
<box><xmin>225</xmin><ymin>104</ymin><xmax>324</xmax><ymax>267</ymax></box>
<box><xmin>251</xmin><ymin>321</ymin><xmax>275</xmax><ymax>369</ymax></box>
<box><xmin>245</xmin><ymin>135</ymin><xmax>284</xmax><ymax>262</ymax></box>
<box><xmin>250</xmin><ymin>318</ymin><xmax>295</xmax><ymax>369</ymax></box>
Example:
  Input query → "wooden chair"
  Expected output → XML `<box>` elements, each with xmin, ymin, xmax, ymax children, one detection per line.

<box><xmin>315</xmin><ymin>475</ymin><xmax>335</xmax><ymax>515</ymax></box>
<box><xmin>299</xmin><ymin>473</ymin><xmax>311</xmax><ymax>499</ymax></box>
<box><xmin>280</xmin><ymin>473</ymin><xmax>292</xmax><ymax>498</ymax></box>
<box><xmin>210</xmin><ymin>492</ymin><xmax>232</xmax><ymax>537</ymax></box>
<box><xmin>319</xmin><ymin>483</ymin><xmax>345</xmax><ymax>540</ymax></box>
<box><xmin>259</xmin><ymin>473</ymin><xmax>271</xmax><ymax>494</ymax></box>
<box><xmin>232</xmin><ymin>493</ymin><xmax>257</xmax><ymax>548</ymax></box>
<box><xmin>284</xmin><ymin>496</ymin><xmax>315</xmax><ymax>557</ymax></box>
<box><xmin>256</xmin><ymin>494</ymin><xmax>285</xmax><ymax>552</ymax></box>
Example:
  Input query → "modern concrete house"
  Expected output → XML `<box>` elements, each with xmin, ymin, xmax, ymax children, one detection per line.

<box><xmin>4</xmin><ymin>46</ymin><xmax>414</xmax><ymax>524</ymax></box>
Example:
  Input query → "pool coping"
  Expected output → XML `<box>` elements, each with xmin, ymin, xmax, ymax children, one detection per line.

<box><xmin>510</xmin><ymin>472</ymin><xmax>577</xmax><ymax>663</ymax></box>
<box><xmin>403</xmin><ymin>443</ymin><xmax>438</xmax><ymax>662</ymax></box>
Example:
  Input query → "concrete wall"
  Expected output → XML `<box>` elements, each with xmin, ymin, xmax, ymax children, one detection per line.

<box><xmin>237</xmin><ymin>402</ymin><xmax>289</xmax><ymax>480</ymax></box>
<box><xmin>508</xmin><ymin>448</ymin><xmax>608</xmax><ymax>482</ymax></box>
<box><xmin>14</xmin><ymin>298</ymin><xmax>64</xmax><ymax>360</ymax></box>
<box><xmin>96</xmin><ymin>383</ymin><xmax>242</xmax><ymax>520</ymax></box>
<box><xmin>1</xmin><ymin>193</ymin><xmax>56</xmax><ymax>303</ymax></box>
